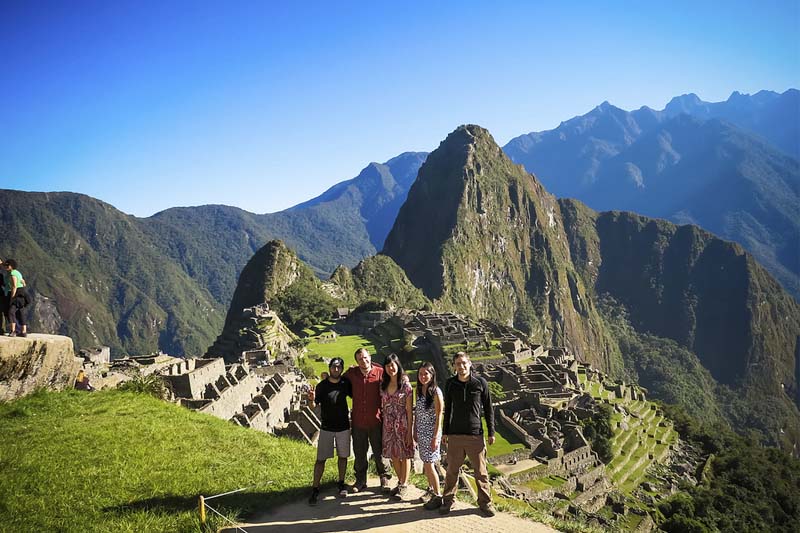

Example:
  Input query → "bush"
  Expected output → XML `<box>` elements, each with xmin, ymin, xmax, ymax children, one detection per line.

<box><xmin>117</xmin><ymin>374</ymin><xmax>169</xmax><ymax>399</ymax></box>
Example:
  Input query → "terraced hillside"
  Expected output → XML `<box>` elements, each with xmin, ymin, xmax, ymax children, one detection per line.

<box><xmin>578</xmin><ymin>368</ymin><xmax>678</xmax><ymax>494</ymax></box>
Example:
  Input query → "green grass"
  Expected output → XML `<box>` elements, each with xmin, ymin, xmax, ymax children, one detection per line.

<box><xmin>0</xmin><ymin>389</ymin><xmax>327</xmax><ymax>533</ymax></box>
<box><xmin>523</xmin><ymin>475</ymin><xmax>567</xmax><ymax>492</ymax></box>
<box><xmin>484</xmin><ymin>419</ymin><xmax>527</xmax><ymax>458</ymax></box>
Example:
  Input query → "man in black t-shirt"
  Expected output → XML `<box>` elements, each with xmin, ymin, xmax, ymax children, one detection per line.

<box><xmin>307</xmin><ymin>357</ymin><xmax>352</xmax><ymax>505</ymax></box>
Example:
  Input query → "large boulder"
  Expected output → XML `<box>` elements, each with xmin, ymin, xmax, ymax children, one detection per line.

<box><xmin>0</xmin><ymin>334</ymin><xmax>83</xmax><ymax>400</ymax></box>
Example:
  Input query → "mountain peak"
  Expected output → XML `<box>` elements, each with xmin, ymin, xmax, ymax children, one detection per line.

<box><xmin>664</xmin><ymin>93</ymin><xmax>706</xmax><ymax>115</ymax></box>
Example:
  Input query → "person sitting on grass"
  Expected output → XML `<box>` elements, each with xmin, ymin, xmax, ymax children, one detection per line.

<box><xmin>307</xmin><ymin>357</ymin><xmax>352</xmax><ymax>505</ymax></box>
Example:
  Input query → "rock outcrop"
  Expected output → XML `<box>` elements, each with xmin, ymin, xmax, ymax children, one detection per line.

<box><xmin>0</xmin><ymin>334</ymin><xmax>83</xmax><ymax>400</ymax></box>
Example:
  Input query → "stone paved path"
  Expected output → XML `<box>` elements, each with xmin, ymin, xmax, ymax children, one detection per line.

<box><xmin>222</xmin><ymin>481</ymin><xmax>559</xmax><ymax>533</ymax></box>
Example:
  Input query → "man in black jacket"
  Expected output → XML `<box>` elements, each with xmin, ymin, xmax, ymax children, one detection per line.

<box><xmin>439</xmin><ymin>351</ymin><xmax>496</xmax><ymax>517</ymax></box>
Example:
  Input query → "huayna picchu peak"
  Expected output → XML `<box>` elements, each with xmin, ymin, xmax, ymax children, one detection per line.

<box><xmin>383</xmin><ymin>123</ymin><xmax>800</xmax><ymax>451</ymax></box>
<box><xmin>383</xmin><ymin>124</ymin><xmax>618</xmax><ymax>371</ymax></box>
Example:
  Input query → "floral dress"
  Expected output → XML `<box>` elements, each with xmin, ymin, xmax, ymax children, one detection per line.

<box><xmin>381</xmin><ymin>377</ymin><xmax>414</xmax><ymax>460</ymax></box>
<box><xmin>414</xmin><ymin>386</ymin><xmax>443</xmax><ymax>463</ymax></box>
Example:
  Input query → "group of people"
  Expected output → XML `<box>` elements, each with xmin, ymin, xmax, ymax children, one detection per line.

<box><xmin>308</xmin><ymin>348</ymin><xmax>497</xmax><ymax>517</ymax></box>
<box><xmin>0</xmin><ymin>258</ymin><xmax>30</xmax><ymax>337</ymax></box>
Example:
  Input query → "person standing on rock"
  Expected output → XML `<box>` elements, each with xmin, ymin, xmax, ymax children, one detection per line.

<box><xmin>4</xmin><ymin>260</ymin><xmax>29</xmax><ymax>338</ymax></box>
<box><xmin>415</xmin><ymin>362</ymin><xmax>444</xmax><ymax>509</ymax></box>
<box><xmin>380</xmin><ymin>353</ymin><xmax>414</xmax><ymax>499</ymax></box>
<box><xmin>344</xmin><ymin>347</ymin><xmax>391</xmax><ymax>492</ymax></box>
<box><xmin>439</xmin><ymin>351</ymin><xmax>496</xmax><ymax>517</ymax></box>
<box><xmin>307</xmin><ymin>357</ymin><xmax>352</xmax><ymax>505</ymax></box>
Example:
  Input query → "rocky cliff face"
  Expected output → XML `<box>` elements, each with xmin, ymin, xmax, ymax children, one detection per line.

<box><xmin>382</xmin><ymin>125</ymin><xmax>618</xmax><ymax>370</ymax></box>
<box><xmin>561</xmin><ymin>202</ymin><xmax>800</xmax><ymax>401</ymax></box>
<box><xmin>0</xmin><ymin>334</ymin><xmax>83</xmax><ymax>400</ymax></box>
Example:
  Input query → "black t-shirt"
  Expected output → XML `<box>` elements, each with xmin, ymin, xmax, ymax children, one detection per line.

<box><xmin>315</xmin><ymin>377</ymin><xmax>352</xmax><ymax>432</ymax></box>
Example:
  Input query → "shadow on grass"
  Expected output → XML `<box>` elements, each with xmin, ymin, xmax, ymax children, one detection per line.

<box><xmin>102</xmin><ymin>486</ymin><xmax>309</xmax><ymax>519</ymax></box>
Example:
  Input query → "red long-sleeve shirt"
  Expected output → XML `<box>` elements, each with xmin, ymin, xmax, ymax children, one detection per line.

<box><xmin>344</xmin><ymin>364</ymin><xmax>384</xmax><ymax>429</ymax></box>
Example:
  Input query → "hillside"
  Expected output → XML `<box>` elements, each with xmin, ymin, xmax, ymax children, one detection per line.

<box><xmin>382</xmin><ymin>124</ymin><xmax>800</xmax><ymax>450</ymax></box>
<box><xmin>504</xmin><ymin>90</ymin><xmax>800</xmax><ymax>298</ymax></box>
<box><xmin>0</xmin><ymin>190</ymin><xmax>222</xmax><ymax>357</ymax></box>
<box><xmin>383</xmin><ymin>125</ymin><xmax>619</xmax><ymax>371</ymax></box>
<box><xmin>0</xmin><ymin>389</ymin><xmax>318</xmax><ymax>533</ymax></box>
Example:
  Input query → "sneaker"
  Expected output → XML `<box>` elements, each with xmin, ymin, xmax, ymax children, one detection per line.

<box><xmin>480</xmin><ymin>503</ymin><xmax>497</xmax><ymax>517</ymax></box>
<box><xmin>380</xmin><ymin>476</ymin><xmax>391</xmax><ymax>493</ymax></box>
<box><xmin>308</xmin><ymin>488</ymin><xmax>320</xmax><ymax>506</ymax></box>
<box><xmin>424</xmin><ymin>495</ymin><xmax>443</xmax><ymax>510</ymax></box>
<box><xmin>391</xmin><ymin>484</ymin><xmax>408</xmax><ymax>500</ymax></box>
<box><xmin>439</xmin><ymin>499</ymin><xmax>453</xmax><ymax>515</ymax></box>
<box><xmin>18</xmin><ymin>332</ymin><xmax>26</xmax><ymax>338</ymax></box>
<box><xmin>351</xmin><ymin>480</ymin><xmax>367</xmax><ymax>493</ymax></box>
<box><xmin>338</xmin><ymin>481</ymin><xmax>348</xmax><ymax>498</ymax></box>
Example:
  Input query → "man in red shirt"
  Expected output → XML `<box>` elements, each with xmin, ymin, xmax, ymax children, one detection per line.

<box><xmin>344</xmin><ymin>347</ymin><xmax>391</xmax><ymax>492</ymax></box>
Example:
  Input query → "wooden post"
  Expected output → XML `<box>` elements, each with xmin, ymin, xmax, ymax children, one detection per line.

<box><xmin>199</xmin><ymin>495</ymin><xmax>206</xmax><ymax>526</ymax></box>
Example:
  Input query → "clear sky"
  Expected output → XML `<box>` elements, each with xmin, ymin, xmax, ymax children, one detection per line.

<box><xmin>2</xmin><ymin>0</ymin><xmax>798</xmax><ymax>217</ymax></box>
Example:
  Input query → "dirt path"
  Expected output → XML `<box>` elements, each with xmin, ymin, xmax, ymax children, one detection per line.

<box><xmin>222</xmin><ymin>480</ymin><xmax>559</xmax><ymax>533</ymax></box>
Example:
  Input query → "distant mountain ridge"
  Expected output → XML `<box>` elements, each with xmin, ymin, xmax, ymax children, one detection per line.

<box><xmin>504</xmin><ymin>89</ymin><xmax>800</xmax><ymax>298</ymax></box>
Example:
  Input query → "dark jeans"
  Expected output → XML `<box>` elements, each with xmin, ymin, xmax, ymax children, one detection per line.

<box><xmin>8</xmin><ymin>293</ymin><xmax>27</xmax><ymax>329</ymax></box>
<box><xmin>351</xmin><ymin>424</ymin><xmax>390</xmax><ymax>484</ymax></box>
<box><xmin>0</xmin><ymin>293</ymin><xmax>7</xmax><ymax>332</ymax></box>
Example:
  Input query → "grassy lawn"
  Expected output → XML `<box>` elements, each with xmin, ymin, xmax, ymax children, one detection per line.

<box><xmin>523</xmin><ymin>475</ymin><xmax>567</xmax><ymax>492</ymax></box>
<box><xmin>483</xmin><ymin>419</ymin><xmax>527</xmax><ymax>458</ymax></box>
<box><xmin>0</xmin><ymin>390</ymin><xmax>325</xmax><ymax>532</ymax></box>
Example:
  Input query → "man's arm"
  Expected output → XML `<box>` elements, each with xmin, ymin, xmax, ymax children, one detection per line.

<box><xmin>481</xmin><ymin>378</ymin><xmax>495</xmax><ymax>444</ymax></box>
<box><xmin>442</xmin><ymin>379</ymin><xmax>452</xmax><ymax>435</ymax></box>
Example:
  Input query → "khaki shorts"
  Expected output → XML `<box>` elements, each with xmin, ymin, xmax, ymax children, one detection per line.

<box><xmin>317</xmin><ymin>429</ymin><xmax>351</xmax><ymax>460</ymax></box>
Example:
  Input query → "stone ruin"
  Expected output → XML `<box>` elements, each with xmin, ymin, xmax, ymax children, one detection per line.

<box><xmin>206</xmin><ymin>303</ymin><xmax>297</xmax><ymax>364</ymax></box>
<box><xmin>157</xmin><ymin>355</ymin><xmax>320</xmax><ymax>445</ymax></box>
<box><xmin>405</xmin><ymin>312</ymin><xmax>486</xmax><ymax>347</ymax></box>
<box><xmin>472</xmin><ymin>346</ymin><xmax>611</xmax><ymax>510</ymax></box>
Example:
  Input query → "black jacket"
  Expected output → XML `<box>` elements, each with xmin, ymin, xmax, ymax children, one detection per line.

<box><xmin>443</xmin><ymin>373</ymin><xmax>495</xmax><ymax>437</ymax></box>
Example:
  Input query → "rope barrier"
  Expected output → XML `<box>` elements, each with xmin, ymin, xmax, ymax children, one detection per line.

<box><xmin>199</xmin><ymin>481</ymin><xmax>274</xmax><ymax>531</ymax></box>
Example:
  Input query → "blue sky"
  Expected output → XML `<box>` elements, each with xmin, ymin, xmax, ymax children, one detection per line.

<box><xmin>2</xmin><ymin>0</ymin><xmax>798</xmax><ymax>217</ymax></box>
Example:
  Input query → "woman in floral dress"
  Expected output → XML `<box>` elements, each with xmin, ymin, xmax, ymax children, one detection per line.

<box><xmin>414</xmin><ymin>362</ymin><xmax>444</xmax><ymax>509</ymax></box>
<box><xmin>380</xmin><ymin>353</ymin><xmax>414</xmax><ymax>499</ymax></box>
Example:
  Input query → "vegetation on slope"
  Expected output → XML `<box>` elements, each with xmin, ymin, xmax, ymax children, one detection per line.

<box><xmin>657</xmin><ymin>404</ymin><xmax>800</xmax><ymax>533</ymax></box>
<box><xmin>0</xmin><ymin>389</ymin><xmax>320</xmax><ymax>533</ymax></box>
<box><xmin>599</xmin><ymin>294</ymin><xmax>799</xmax><ymax>449</ymax></box>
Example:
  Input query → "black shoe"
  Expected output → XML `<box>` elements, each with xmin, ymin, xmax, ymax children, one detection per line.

<box><xmin>338</xmin><ymin>481</ymin><xmax>348</xmax><ymax>498</ymax></box>
<box><xmin>424</xmin><ymin>495</ymin><xmax>443</xmax><ymax>510</ymax></box>
<box><xmin>439</xmin><ymin>499</ymin><xmax>453</xmax><ymax>515</ymax></box>
<box><xmin>480</xmin><ymin>503</ymin><xmax>497</xmax><ymax>517</ymax></box>
<box><xmin>351</xmin><ymin>480</ymin><xmax>367</xmax><ymax>493</ymax></box>
<box><xmin>308</xmin><ymin>488</ymin><xmax>319</xmax><ymax>506</ymax></box>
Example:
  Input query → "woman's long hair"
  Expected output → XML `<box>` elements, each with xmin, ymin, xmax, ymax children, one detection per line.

<box><xmin>380</xmin><ymin>353</ymin><xmax>406</xmax><ymax>391</ymax></box>
<box><xmin>416</xmin><ymin>362</ymin><xmax>437</xmax><ymax>408</ymax></box>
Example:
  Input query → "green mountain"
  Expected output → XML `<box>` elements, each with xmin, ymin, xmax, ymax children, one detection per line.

<box><xmin>382</xmin><ymin>124</ymin><xmax>800</xmax><ymax>449</ymax></box>
<box><xmin>561</xmin><ymin>201</ymin><xmax>800</xmax><ymax>448</ymax></box>
<box><xmin>0</xmin><ymin>190</ymin><xmax>222</xmax><ymax>357</ymax></box>
<box><xmin>382</xmin><ymin>125</ymin><xmax>620</xmax><ymax>371</ymax></box>
<box><xmin>0</xmin><ymin>153</ymin><xmax>426</xmax><ymax>356</ymax></box>
<box><xmin>329</xmin><ymin>254</ymin><xmax>430</xmax><ymax>310</ymax></box>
